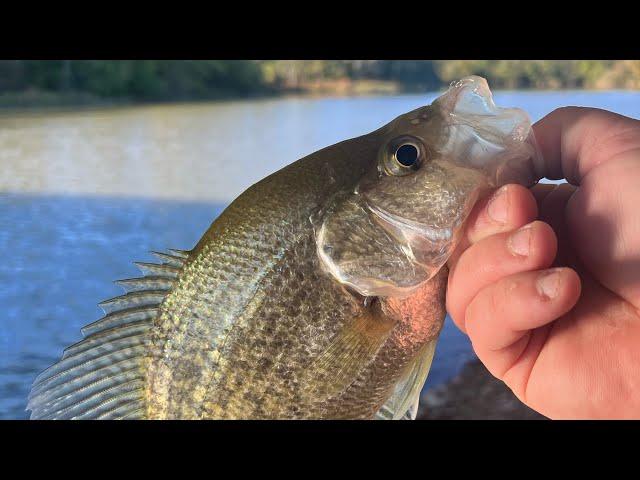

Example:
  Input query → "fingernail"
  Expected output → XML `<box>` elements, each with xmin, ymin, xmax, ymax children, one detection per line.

<box><xmin>537</xmin><ymin>269</ymin><xmax>561</xmax><ymax>299</ymax></box>
<box><xmin>508</xmin><ymin>226</ymin><xmax>531</xmax><ymax>257</ymax></box>
<box><xmin>487</xmin><ymin>186</ymin><xmax>509</xmax><ymax>224</ymax></box>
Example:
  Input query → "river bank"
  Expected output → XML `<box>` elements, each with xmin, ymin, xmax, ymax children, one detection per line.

<box><xmin>0</xmin><ymin>88</ymin><xmax>280</xmax><ymax>110</ymax></box>
<box><xmin>0</xmin><ymin>90</ymin><xmax>123</xmax><ymax>109</ymax></box>
<box><xmin>0</xmin><ymin>81</ymin><xmax>408</xmax><ymax>110</ymax></box>
<box><xmin>3</xmin><ymin>60</ymin><xmax>640</xmax><ymax>110</ymax></box>
<box><xmin>4</xmin><ymin>71</ymin><xmax>638</xmax><ymax>110</ymax></box>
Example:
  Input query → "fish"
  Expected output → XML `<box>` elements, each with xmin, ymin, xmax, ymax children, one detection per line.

<box><xmin>27</xmin><ymin>76</ymin><xmax>542</xmax><ymax>419</ymax></box>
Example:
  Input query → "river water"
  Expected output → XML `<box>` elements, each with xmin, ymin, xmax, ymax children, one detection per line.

<box><xmin>2</xmin><ymin>90</ymin><xmax>639</xmax><ymax>419</ymax></box>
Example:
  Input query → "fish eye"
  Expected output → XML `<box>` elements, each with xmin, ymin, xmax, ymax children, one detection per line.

<box><xmin>381</xmin><ymin>136</ymin><xmax>426</xmax><ymax>176</ymax></box>
<box><xmin>395</xmin><ymin>144</ymin><xmax>419</xmax><ymax>167</ymax></box>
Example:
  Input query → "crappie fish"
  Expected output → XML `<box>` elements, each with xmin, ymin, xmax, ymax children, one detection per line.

<box><xmin>28</xmin><ymin>76</ymin><xmax>542</xmax><ymax>420</ymax></box>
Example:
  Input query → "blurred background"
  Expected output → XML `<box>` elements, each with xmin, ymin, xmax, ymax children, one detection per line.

<box><xmin>1</xmin><ymin>60</ymin><xmax>639</xmax><ymax>419</ymax></box>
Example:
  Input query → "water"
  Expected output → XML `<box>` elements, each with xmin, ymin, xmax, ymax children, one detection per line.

<box><xmin>2</xmin><ymin>90</ymin><xmax>639</xmax><ymax>419</ymax></box>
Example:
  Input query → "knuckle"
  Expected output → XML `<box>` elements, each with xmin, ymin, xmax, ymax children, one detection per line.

<box><xmin>467</xmin><ymin>286</ymin><xmax>500</xmax><ymax>332</ymax></box>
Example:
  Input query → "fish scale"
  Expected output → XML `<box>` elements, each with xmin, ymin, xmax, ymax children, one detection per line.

<box><xmin>147</xmin><ymin>142</ymin><xmax>373</xmax><ymax>418</ymax></box>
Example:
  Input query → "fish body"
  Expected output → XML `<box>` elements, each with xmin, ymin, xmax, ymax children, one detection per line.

<box><xmin>28</xmin><ymin>77</ymin><xmax>541</xmax><ymax>419</ymax></box>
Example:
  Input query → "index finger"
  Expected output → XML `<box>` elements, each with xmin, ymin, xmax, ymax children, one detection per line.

<box><xmin>447</xmin><ymin>183</ymin><xmax>539</xmax><ymax>270</ymax></box>
<box><xmin>533</xmin><ymin>106</ymin><xmax>640</xmax><ymax>185</ymax></box>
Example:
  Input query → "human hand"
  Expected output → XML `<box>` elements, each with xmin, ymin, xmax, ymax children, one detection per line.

<box><xmin>446</xmin><ymin>107</ymin><xmax>640</xmax><ymax>419</ymax></box>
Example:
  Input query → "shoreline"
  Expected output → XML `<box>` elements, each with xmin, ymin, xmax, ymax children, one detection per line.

<box><xmin>0</xmin><ymin>89</ymin><xmax>279</xmax><ymax>111</ymax></box>
<box><xmin>2</xmin><ymin>79</ymin><xmax>638</xmax><ymax>111</ymax></box>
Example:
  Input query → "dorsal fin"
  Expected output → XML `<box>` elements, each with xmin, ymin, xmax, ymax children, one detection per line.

<box><xmin>150</xmin><ymin>251</ymin><xmax>187</xmax><ymax>268</ymax></box>
<box><xmin>115</xmin><ymin>276</ymin><xmax>175</xmax><ymax>293</ymax></box>
<box><xmin>133</xmin><ymin>262</ymin><xmax>181</xmax><ymax>278</ymax></box>
<box><xmin>27</xmin><ymin>248</ymin><xmax>190</xmax><ymax>420</ymax></box>
<box><xmin>167</xmin><ymin>249</ymin><xmax>190</xmax><ymax>259</ymax></box>
<box><xmin>97</xmin><ymin>291</ymin><xmax>168</xmax><ymax>316</ymax></box>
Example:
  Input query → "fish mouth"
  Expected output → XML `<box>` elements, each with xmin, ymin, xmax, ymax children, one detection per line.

<box><xmin>434</xmin><ymin>75</ymin><xmax>543</xmax><ymax>187</ymax></box>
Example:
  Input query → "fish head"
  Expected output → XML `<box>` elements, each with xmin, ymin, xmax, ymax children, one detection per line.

<box><xmin>317</xmin><ymin>76</ymin><xmax>544</xmax><ymax>298</ymax></box>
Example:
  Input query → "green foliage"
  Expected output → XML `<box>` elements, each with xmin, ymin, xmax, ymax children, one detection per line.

<box><xmin>255</xmin><ymin>60</ymin><xmax>441</xmax><ymax>89</ymax></box>
<box><xmin>0</xmin><ymin>60</ymin><xmax>635</xmax><ymax>106</ymax></box>
<box><xmin>0</xmin><ymin>60</ymin><xmax>266</xmax><ymax>102</ymax></box>
<box><xmin>433</xmin><ymin>60</ymin><xmax>626</xmax><ymax>90</ymax></box>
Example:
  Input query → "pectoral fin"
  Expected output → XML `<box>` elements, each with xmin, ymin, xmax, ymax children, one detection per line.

<box><xmin>309</xmin><ymin>311</ymin><xmax>396</xmax><ymax>399</ymax></box>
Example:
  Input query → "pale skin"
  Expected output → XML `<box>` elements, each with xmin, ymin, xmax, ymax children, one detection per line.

<box><xmin>446</xmin><ymin>107</ymin><xmax>640</xmax><ymax>419</ymax></box>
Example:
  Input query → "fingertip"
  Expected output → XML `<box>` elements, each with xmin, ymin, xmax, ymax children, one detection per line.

<box><xmin>528</xmin><ymin>220</ymin><xmax>558</xmax><ymax>265</ymax></box>
<box><xmin>465</xmin><ymin>183</ymin><xmax>538</xmax><ymax>245</ymax></box>
<box><xmin>537</xmin><ymin>267</ymin><xmax>581</xmax><ymax>310</ymax></box>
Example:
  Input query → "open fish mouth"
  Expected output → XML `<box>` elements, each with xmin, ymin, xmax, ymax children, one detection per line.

<box><xmin>435</xmin><ymin>76</ymin><xmax>544</xmax><ymax>187</ymax></box>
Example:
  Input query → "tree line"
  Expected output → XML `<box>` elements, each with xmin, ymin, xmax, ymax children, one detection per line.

<box><xmin>263</xmin><ymin>60</ymin><xmax>640</xmax><ymax>90</ymax></box>
<box><xmin>0</xmin><ymin>60</ymin><xmax>637</xmax><ymax>105</ymax></box>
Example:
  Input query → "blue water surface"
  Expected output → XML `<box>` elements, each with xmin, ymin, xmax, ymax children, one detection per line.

<box><xmin>0</xmin><ymin>193</ymin><xmax>470</xmax><ymax>419</ymax></box>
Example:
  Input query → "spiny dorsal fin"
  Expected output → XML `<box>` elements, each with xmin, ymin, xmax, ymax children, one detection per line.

<box><xmin>98</xmin><ymin>291</ymin><xmax>168</xmax><ymax>316</ymax></box>
<box><xmin>133</xmin><ymin>262</ymin><xmax>180</xmax><ymax>278</ymax></box>
<box><xmin>167</xmin><ymin>249</ymin><xmax>190</xmax><ymax>259</ymax></box>
<box><xmin>115</xmin><ymin>276</ymin><xmax>175</xmax><ymax>293</ymax></box>
<box><xmin>82</xmin><ymin>305</ymin><xmax>159</xmax><ymax>338</ymax></box>
<box><xmin>27</xmin><ymin>248</ymin><xmax>191</xmax><ymax>420</ymax></box>
<box><xmin>150</xmin><ymin>251</ymin><xmax>187</xmax><ymax>268</ymax></box>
